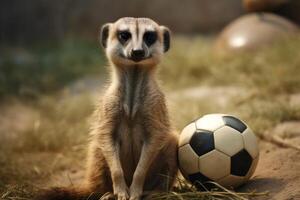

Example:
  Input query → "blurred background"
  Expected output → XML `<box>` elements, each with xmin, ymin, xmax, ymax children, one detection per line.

<box><xmin>1</xmin><ymin>0</ymin><xmax>300</xmax><ymax>97</ymax></box>
<box><xmin>0</xmin><ymin>0</ymin><xmax>300</xmax><ymax>200</ymax></box>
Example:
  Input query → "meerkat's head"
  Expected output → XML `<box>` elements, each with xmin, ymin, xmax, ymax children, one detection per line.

<box><xmin>100</xmin><ymin>17</ymin><xmax>170</xmax><ymax>67</ymax></box>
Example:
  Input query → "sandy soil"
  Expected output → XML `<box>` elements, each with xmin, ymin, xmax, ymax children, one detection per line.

<box><xmin>240</xmin><ymin>141</ymin><xmax>300</xmax><ymax>200</ymax></box>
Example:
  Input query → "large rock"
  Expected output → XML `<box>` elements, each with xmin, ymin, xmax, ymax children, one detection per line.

<box><xmin>214</xmin><ymin>13</ymin><xmax>298</xmax><ymax>54</ymax></box>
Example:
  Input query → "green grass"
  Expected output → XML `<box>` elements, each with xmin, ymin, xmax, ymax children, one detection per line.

<box><xmin>0</xmin><ymin>38</ymin><xmax>106</xmax><ymax>98</ymax></box>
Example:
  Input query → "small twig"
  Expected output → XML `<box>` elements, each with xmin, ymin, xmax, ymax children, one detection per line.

<box><xmin>99</xmin><ymin>192</ymin><xmax>114</xmax><ymax>200</ymax></box>
<box><xmin>1</xmin><ymin>191</ymin><xmax>11</xmax><ymax>198</ymax></box>
<box><xmin>209</xmin><ymin>182</ymin><xmax>247</xmax><ymax>200</ymax></box>
<box><xmin>67</xmin><ymin>172</ymin><xmax>74</xmax><ymax>187</ymax></box>
<box><xmin>261</xmin><ymin>131</ymin><xmax>300</xmax><ymax>151</ymax></box>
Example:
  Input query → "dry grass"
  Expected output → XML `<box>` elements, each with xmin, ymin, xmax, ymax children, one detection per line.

<box><xmin>1</xmin><ymin>184</ymin><xmax>37</xmax><ymax>200</ymax></box>
<box><xmin>0</xmin><ymin>94</ymin><xmax>90</xmax><ymax>194</ymax></box>
<box><xmin>161</xmin><ymin>36</ymin><xmax>300</xmax><ymax>94</ymax></box>
<box><xmin>151</xmin><ymin>180</ymin><xmax>268</xmax><ymax>200</ymax></box>
<box><xmin>169</xmin><ymin>92</ymin><xmax>300</xmax><ymax>138</ymax></box>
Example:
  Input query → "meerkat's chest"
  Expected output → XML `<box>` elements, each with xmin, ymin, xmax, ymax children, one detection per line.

<box><xmin>118</xmin><ymin>118</ymin><xmax>144</xmax><ymax>184</ymax></box>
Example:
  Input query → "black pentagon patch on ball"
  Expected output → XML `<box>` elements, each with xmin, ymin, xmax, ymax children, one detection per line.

<box><xmin>189</xmin><ymin>130</ymin><xmax>214</xmax><ymax>157</ymax></box>
<box><xmin>231</xmin><ymin>149</ymin><xmax>253</xmax><ymax>176</ymax></box>
<box><xmin>223</xmin><ymin>116</ymin><xmax>247</xmax><ymax>133</ymax></box>
<box><xmin>188</xmin><ymin>172</ymin><xmax>213</xmax><ymax>190</ymax></box>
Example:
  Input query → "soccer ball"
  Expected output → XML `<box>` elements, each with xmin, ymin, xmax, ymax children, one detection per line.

<box><xmin>178</xmin><ymin>114</ymin><xmax>259</xmax><ymax>189</ymax></box>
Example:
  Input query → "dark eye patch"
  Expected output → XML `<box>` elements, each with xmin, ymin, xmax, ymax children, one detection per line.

<box><xmin>143</xmin><ymin>31</ymin><xmax>157</xmax><ymax>46</ymax></box>
<box><xmin>118</xmin><ymin>30</ymin><xmax>131</xmax><ymax>44</ymax></box>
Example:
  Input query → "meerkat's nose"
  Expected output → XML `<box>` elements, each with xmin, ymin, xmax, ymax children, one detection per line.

<box><xmin>131</xmin><ymin>49</ymin><xmax>145</xmax><ymax>62</ymax></box>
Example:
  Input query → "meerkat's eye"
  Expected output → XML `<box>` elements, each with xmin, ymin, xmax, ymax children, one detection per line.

<box><xmin>144</xmin><ymin>31</ymin><xmax>157</xmax><ymax>46</ymax></box>
<box><xmin>118</xmin><ymin>31</ymin><xmax>131</xmax><ymax>44</ymax></box>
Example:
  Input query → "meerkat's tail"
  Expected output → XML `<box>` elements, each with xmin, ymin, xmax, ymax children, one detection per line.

<box><xmin>35</xmin><ymin>187</ymin><xmax>103</xmax><ymax>200</ymax></box>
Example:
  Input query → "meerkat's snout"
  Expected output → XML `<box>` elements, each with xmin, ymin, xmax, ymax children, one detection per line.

<box><xmin>130</xmin><ymin>49</ymin><xmax>145</xmax><ymax>62</ymax></box>
<box><xmin>100</xmin><ymin>17</ymin><xmax>170</xmax><ymax>66</ymax></box>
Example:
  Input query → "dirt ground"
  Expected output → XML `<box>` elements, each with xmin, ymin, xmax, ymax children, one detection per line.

<box><xmin>45</xmin><ymin>139</ymin><xmax>300</xmax><ymax>200</ymax></box>
<box><xmin>240</xmin><ymin>141</ymin><xmax>300</xmax><ymax>200</ymax></box>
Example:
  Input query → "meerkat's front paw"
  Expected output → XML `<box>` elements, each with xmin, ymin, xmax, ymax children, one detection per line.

<box><xmin>113</xmin><ymin>183</ymin><xmax>129</xmax><ymax>200</ymax></box>
<box><xmin>129</xmin><ymin>186</ymin><xmax>143</xmax><ymax>200</ymax></box>
<box><xmin>129</xmin><ymin>193</ymin><xmax>142</xmax><ymax>200</ymax></box>
<box><xmin>115</xmin><ymin>192</ymin><xmax>129</xmax><ymax>200</ymax></box>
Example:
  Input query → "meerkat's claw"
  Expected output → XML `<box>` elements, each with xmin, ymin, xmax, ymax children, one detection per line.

<box><xmin>129</xmin><ymin>187</ymin><xmax>142</xmax><ymax>200</ymax></box>
<box><xmin>113</xmin><ymin>185</ymin><xmax>129</xmax><ymax>200</ymax></box>
<box><xmin>115</xmin><ymin>193</ymin><xmax>128</xmax><ymax>200</ymax></box>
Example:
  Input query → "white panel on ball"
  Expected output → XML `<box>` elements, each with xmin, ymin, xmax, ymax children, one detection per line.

<box><xmin>179</xmin><ymin>122</ymin><xmax>197</xmax><ymax>147</ymax></box>
<box><xmin>196</xmin><ymin>114</ymin><xmax>226</xmax><ymax>131</ymax></box>
<box><xmin>198</xmin><ymin>150</ymin><xmax>230</xmax><ymax>180</ymax></box>
<box><xmin>178</xmin><ymin>144</ymin><xmax>199</xmax><ymax>175</ymax></box>
<box><xmin>242</xmin><ymin>128</ymin><xmax>259</xmax><ymax>159</ymax></box>
<box><xmin>218</xmin><ymin>174</ymin><xmax>245</xmax><ymax>188</ymax></box>
<box><xmin>214</xmin><ymin>126</ymin><xmax>244</xmax><ymax>156</ymax></box>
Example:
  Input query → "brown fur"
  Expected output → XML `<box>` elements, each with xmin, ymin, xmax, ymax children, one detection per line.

<box><xmin>36</xmin><ymin>17</ymin><xmax>178</xmax><ymax>200</ymax></box>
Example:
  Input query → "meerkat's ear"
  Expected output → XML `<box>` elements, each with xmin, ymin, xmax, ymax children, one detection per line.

<box><xmin>160</xmin><ymin>26</ymin><xmax>171</xmax><ymax>52</ymax></box>
<box><xmin>100</xmin><ymin>23</ymin><xmax>111</xmax><ymax>48</ymax></box>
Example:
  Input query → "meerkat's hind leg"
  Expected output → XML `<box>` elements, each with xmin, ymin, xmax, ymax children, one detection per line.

<box><xmin>85</xmin><ymin>140</ymin><xmax>114</xmax><ymax>193</ymax></box>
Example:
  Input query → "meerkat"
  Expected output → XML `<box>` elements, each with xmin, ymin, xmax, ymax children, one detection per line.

<box><xmin>36</xmin><ymin>17</ymin><xmax>178</xmax><ymax>200</ymax></box>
